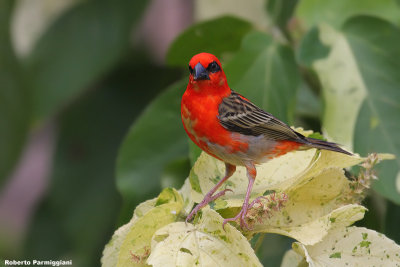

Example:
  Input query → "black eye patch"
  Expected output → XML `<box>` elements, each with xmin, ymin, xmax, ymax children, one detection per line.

<box><xmin>188</xmin><ymin>65</ymin><xmax>194</xmax><ymax>74</ymax></box>
<box><xmin>207</xmin><ymin>61</ymin><xmax>221</xmax><ymax>73</ymax></box>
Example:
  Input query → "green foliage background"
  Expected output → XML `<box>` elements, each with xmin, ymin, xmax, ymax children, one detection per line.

<box><xmin>0</xmin><ymin>0</ymin><xmax>399</xmax><ymax>266</ymax></box>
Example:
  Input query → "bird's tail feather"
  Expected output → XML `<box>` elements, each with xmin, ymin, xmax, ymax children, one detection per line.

<box><xmin>304</xmin><ymin>137</ymin><xmax>353</xmax><ymax>156</ymax></box>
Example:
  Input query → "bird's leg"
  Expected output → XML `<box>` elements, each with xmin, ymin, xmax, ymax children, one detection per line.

<box><xmin>223</xmin><ymin>162</ymin><xmax>256</xmax><ymax>230</ymax></box>
<box><xmin>186</xmin><ymin>163</ymin><xmax>236</xmax><ymax>222</ymax></box>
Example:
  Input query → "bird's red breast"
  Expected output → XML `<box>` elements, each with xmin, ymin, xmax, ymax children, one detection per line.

<box><xmin>181</xmin><ymin>54</ymin><xmax>250</xmax><ymax>160</ymax></box>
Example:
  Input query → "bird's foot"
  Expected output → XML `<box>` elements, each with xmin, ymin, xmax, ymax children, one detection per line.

<box><xmin>248</xmin><ymin>195</ymin><xmax>267</xmax><ymax>209</ymax></box>
<box><xmin>222</xmin><ymin>204</ymin><xmax>252</xmax><ymax>230</ymax></box>
<box><xmin>186</xmin><ymin>188</ymin><xmax>232</xmax><ymax>223</ymax></box>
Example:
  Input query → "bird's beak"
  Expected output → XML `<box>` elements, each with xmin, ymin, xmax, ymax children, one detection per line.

<box><xmin>193</xmin><ymin>62</ymin><xmax>210</xmax><ymax>81</ymax></box>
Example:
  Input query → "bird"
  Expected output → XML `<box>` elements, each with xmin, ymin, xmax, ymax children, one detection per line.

<box><xmin>181</xmin><ymin>52</ymin><xmax>351</xmax><ymax>229</ymax></box>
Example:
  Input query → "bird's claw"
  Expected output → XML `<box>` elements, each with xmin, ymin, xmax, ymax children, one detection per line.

<box><xmin>186</xmin><ymin>188</ymin><xmax>233</xmax><ymax>223</ymax></box>
<box><xmin>212</xmin><ymin>188</ymin><xmax>233</xmax><ymax>199</ymax></box>
<box><xmin>222</xmin><ymin>205</ymin><xmax>252</xmax><ymax>231</ymax></box>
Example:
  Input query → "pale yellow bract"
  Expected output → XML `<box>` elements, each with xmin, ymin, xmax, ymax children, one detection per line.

<box><xmin>290</xmin><ymin>227</ymin><xmax>400</xmax><ymax>267</ymax></box>
<box><xmin>101</xmin><ymin>188</ymin><xmax>183</xmax><ymax>267</ymax></box>
<box><xmin>147</xmin><ymin>210</ymin><xmax>262</xmax><ymax>267</ymax></box>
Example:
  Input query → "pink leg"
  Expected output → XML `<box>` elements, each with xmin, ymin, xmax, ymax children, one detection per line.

<box><xmin>186</xmin><ymin>163</ymin><xmax>236</xmax><ymax>222</ymax></box>
<box><xmin>223</xmin><ymin>162</ymin><xmax>256</xmax><ymax>230</ymax></box>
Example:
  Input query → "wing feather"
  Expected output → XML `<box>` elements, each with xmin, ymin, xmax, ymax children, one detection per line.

<box><xmin>218</xmin><ymin>91</ymin><xmax>304</xmax><ymax>141</ymax></box>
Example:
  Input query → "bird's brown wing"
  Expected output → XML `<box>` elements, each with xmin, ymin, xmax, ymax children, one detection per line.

<box><xmin>218</xmin><ymin>90</ymin><xmax>305</xmax><ymax>141</ymax></box>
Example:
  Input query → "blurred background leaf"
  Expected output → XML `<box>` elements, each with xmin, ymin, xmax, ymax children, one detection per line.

<box><xmin>194</xmin><ymin>0</ymin><xmax>268</xmax><ymax>28</ymax></box>
<box><xmin>0</xmin><ymin>1</ymin><xmax>29</xmax><ymax>186</ymax></box>
<box><xmin>255</xmin><ymin>234</ymin><xmax>294</xmax><ymax>267</ymax></box>
<box><xmin>296</xmin><ymin>0</ymin><xmax>400</xmax><ymax>29</ymax></box>
<box><xmin>296</xmin><ymin>26</ymin><xmax>330</xmax><ymax>68</ymax></box>
<box><xmin>160</xmin><ymin>158</ymin><xmax>191</xmax><ymax>189</ymax></box>
<box><xmin>265</xmin><ymin>0</ymin><xmax>299</xmax><ymax>41</ymax></box>
<box><xmin>385</xmin><ymin>201</ymin><xmax>400</xmax><ymax>243</ymax></box>
<box><xmin>224</xmin><ymin>31</ymin><xmax>300</xmax><ymax>124</ymax></box>
<box><xmin>294</xmin><ymin>81</ymin><xmax>322</xmax><ymax>129</ymax></box>
<box><xmin>116</xmin><ymin>80</ymin><xmax>189</xmax><ymax>223</ymax></box>
<box><xmin>25</xmin><ymin>0</ymin><xmax>148</xmax><ymax>122</ymax></box>
<box><xmin>167</xmin><ymin>16</ymin><xmax>253</xmax><ymax>66</ymax></box>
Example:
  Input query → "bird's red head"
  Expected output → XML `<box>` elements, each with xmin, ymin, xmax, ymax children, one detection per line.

<box><xmin>188</xmin><ymin>53</ymin><xmax>228</xmax><ymax>90</ymax></box>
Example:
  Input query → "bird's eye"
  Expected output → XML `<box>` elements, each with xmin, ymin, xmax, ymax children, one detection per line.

<box><xmin>188</xmin><ymin>65</ymin><xmax>193</xmax><ymax>74</ymax></box>
<box><xmin>207</xmin><ymin>61</ymin><xmax>220</xmax><ymax>73</ymax></box>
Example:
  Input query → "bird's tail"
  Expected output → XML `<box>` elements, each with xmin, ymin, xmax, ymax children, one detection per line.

<box><xmin>304</xmin><ymin>137</ymin><xmax>353</xmax><ymax>156</ymax></box>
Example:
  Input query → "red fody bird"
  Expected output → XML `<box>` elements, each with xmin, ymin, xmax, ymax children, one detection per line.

<box><xmin>181</xmin><ymin>52</ymin><xmax>351</xmax><ymax>229</ymax></box>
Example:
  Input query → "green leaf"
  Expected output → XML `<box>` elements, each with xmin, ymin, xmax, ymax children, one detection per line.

<box><xmin>329</xmin><ymin>252</ymin><xmax>341</xmax><ymax>258</ymax></box>
<box><xmin>256</xmin><ymin>234</ymin><xmax>295</xmax><ymax>267</ymax></box>
<box><xmin>385</xmin><ymin>201</ymin><xmax>400</xmax><ymax>245</ymax></box>
<box><xmin>266</xmin><ymin>0</ymin><xmax>299</xmax><ymax>40</ymax></box>
<box><xmin>116</xmin><ymin>80</ymin><xmax>189</xmax><ymax>211</ymax></box>
<box><xmin>166</xmin><ymin>16</ymin><xmax>253</xmax><ymax>66</ymax></box>
<box><xmin>296</xmin><ymin>26</ymin><xmax>330</xmax><ymax>68</ymax></box>
<box><xmin>194</xmin><ymin>0</ymin><xmax>269</xmax><ymax>28</ymax></box>
<box><xmin>147</xmin><ymin>209</ymin><xmax>262</xmax><ymax>267</ymax></box>
<box><xmin>224</xmin><ymin>31</ymin><xmax>300</xmax><ymax>123</ymax></box>
<box><xmin>307</xmin><ymin>132</ymin><xmax>325</xmax><ymax>141</ymax></box>
<box><xmin>188</xmin><ymin>139</ymin><xmax>202</xmax><ymax>167</ymax></box>
<box><xmin>295</xmin><ymin>80</ymin><xmax>322</xmax><ymax>121</ymax></box>
<box><xmin>0</xmin><ymin>1</ymin><xmax>29</xmax><ymax>186</ymax></box>
<box><xmin>300</xmin><ymin>16</ymin><xmax>400</xmax><ymax>203</ymax></box>
<box><xmin>160</xmin><ymin>158</ymin><xmax>191</xmax><ymax>190</ymax></box>
<box><xmin>26</xmin><ymin>0</ymin><xmax>148</xmax><ymax>122</ymax></box>
<box><xmin>296</xmin><ymin>0</ymin><xmax>400</xmax><ymax>29</ymax></box>
<box><xmin>292</xmin><ymin>227</ymin><xmax>400</xmax><ymax>266</ymax></box>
